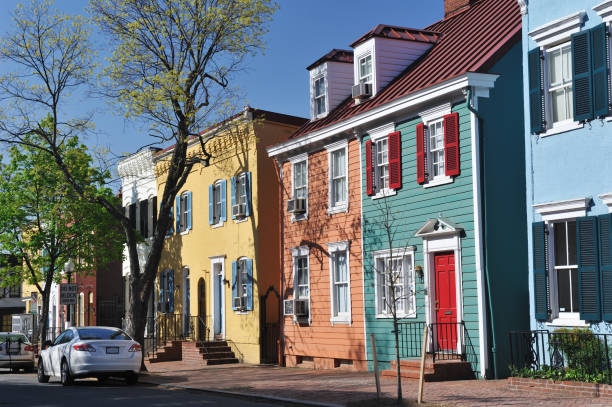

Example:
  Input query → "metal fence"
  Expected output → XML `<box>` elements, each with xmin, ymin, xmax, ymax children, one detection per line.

<box><xmin>398</xmin><ymin>321</ymin><xmax>478</xmax><ymax>369</ymax></box>
<box><xmin>136</xmin><ymin>313</ymin><xmax>210</xmax><ymax>359</ymax></box>
<box><xmin>508</xmin><ymin>329</ymin><xmax>612</xmax><ymax>383</ymax></box>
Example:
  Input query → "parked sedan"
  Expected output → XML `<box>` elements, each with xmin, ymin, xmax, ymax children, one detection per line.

<box><xmin>38</xmin><ymin>326</ymin><xmax>141</xmax><ymax>386</ymax></box>
<box><xmin>0</xmin><ymin>332</ymin><xmax>35</xmax><ymax>372</ymax></box>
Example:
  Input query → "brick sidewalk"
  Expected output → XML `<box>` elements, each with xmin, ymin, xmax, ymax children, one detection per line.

<box><xmin>140</xmin><ymin>361</ymin><xmax>611</xmax><ymax>406</ymax></box>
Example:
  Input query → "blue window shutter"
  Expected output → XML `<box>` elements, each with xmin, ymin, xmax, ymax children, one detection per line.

<box><xmin>220</xmin><ymin>180</ymin><xmax>227</xmax><ymax>222</ymax></box>
<box><xmin>159</xmin><ymin>272</ymin><xmax>164</xmax><ymax>312</ymax></box>
<box><xmin>528</xmin><ymin>47</ymin><xmax>545</xmax><ymax>134</ymax></box>
<box><xmin>245</xmin><ymin>172</ymin><xmax>252</xmax><ymax>217</ymax></box>
<box><xmin>532</xmin><ymin>222</ymin><xmax>549</xmax><ymax>321</ymax></box>
<box><xmin>186</xmin><ymin>192</ymin><xmax>192</xmax><ymax>231</ymax></box>
<box><xmin>599</xmin><ymin>214</ymin><xmax>612</xmax><ymax>321</ymax></box>
<box><xmin>169</xmin><ymin>206</ymin><xmax>174</xmax><ymax>234</ymax></box>
<box><xmin>230</xmin><ymin>177</ymin><xmax>237</xmax><ymax>219</ymax></box>
<box><xmin>246</xmin><ymin>259</ymin><xmax>253</xmax><ymax>311</ymax></box>
<box><xmin>175</xmin><ymin>196</ymin><xmax>181</xmax><ymax>232</ymax></box>
<box><xmin>231</xmin><ymin>261</ymin><xmax>237</xmax><ymax>310</ymax></box>
<box><xmin>168</xmin><ymin>270</ymin><xmax>174</xmax><ymax>313</ymax></box>
<box><xmin>208</xmin><ymin>184</ymin><xmax>214</xmax><ymax>225</ymax></box>
<box><xmin>572</xmin><ymin>30</ymin><xmax>594</xmax><ymax>122</ymax></box>
<box><xmin>577</xmin><ymin>217</ymin><xmax>601</xmax><ymax>321</ymax></box>
<box><xmin>591</xmin><ymin>24</ymin><xmax>609</xmax><ymax>118</ymax></box>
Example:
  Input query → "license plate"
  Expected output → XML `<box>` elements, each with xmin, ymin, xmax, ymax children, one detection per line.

<box><xmin>106</xmin><ymin>347</ymin><xmax>119</xmax><ymax>354</ymax></box>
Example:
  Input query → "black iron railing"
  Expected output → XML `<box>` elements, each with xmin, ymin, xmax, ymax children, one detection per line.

<box><xmin>398</xmin><ymin>321</ymin><xmax>478</xmax><ymax>371</ymax></box>
<box><xmin>508</xmin><ymin>329</ymin><xmax>612</xmax><ymax>384</ymax></box>
<box><xmin>136</xmin><ymin>313</ymin><xmax>210</xmax><ymax>359</ymax></box>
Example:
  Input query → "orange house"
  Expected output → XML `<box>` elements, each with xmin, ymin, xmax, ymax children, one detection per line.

<box><xmin>269</xmin><ymin>131</ymin><xmax>366</xmax><ymax>370</ymax></box>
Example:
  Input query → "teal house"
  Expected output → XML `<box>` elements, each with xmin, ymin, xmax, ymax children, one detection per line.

<box><xmin>292</xmin><ymin>0</ymin><xmax>529</xmax><ymax>379</ymax></box>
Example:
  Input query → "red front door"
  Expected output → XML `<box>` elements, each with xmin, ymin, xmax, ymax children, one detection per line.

<box><xmin>434</xmin><ymin>252</ymin><xmax>457</xmax><ymax>351</ymax></box>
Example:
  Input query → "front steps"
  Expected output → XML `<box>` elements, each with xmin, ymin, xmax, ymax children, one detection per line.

<box><xmin>146</xmin><ymin>340</ymin><xmax>238</xmax><ymax>366</ymax></box>
<box><xmin>197</xmin><ymin>341</ymin><xmax>239</xmax><ymax>365</ymax></box>
<box><xmin>381</xmin><ymin>356</ymin><xmax>474</xmax><ymax>381</ymax></box>
<box><xmin>147</xmin><ymin>341</ymin><xmax>182</xmax><ymax>363</ymax></box>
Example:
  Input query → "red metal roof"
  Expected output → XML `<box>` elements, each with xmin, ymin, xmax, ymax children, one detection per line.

<box><xmin>292</xmin><ymin>0</ymin><xmax>521</xmax><ymax>139</ymax></box>
<box><xmin>350</xmin><ymin>24</ymin><xmax>440</xmax><ymax>48</ymax></box>
<box><xmin>306</xmin><ymin>49</ymin><xmax>354</xmax><ymax>71</ymax></box>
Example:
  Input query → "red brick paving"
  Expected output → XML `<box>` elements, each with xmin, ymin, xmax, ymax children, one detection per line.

<box><xmin>141</xmin><ymin>361</ymin><xmax>612</xmax><ymax>406</ymax></box>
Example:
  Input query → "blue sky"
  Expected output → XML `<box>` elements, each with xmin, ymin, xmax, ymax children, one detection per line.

<box><xmin>0</xmin><ymin>0</ymin><xmax>444</xmax><ymax>158</ymax></box>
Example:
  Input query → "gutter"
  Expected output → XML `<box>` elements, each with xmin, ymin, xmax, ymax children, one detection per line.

<box><xmin>273</xmin><ymin>159</ymin><xmax>286</xmax><ymax>366</ymax></box>
<box><xmin>466</xmin><ymin>87</ymin><xmax>497</xmax><ymax>379</ymax></box>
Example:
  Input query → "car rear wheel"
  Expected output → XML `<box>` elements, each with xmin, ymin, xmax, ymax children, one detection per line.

<box><xmin>37</xmin><ymin>360</ymin><xmax>49</xmax><ymax>383</ymax></box>
<box><xmin>125</xmin><ymin>373</ymin><xmax>138</xmax><ymax>385</ymax></box>
<box><xmin>60</xmin><ymin>360</ymin><xmax>73</xmax><ymax>386</ymax></box>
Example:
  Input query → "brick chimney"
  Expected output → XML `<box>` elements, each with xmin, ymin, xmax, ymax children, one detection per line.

<box><xmin>445</xmin><ymin>0</ymin><xmax>475</xmax><ymax>18</ymax></box>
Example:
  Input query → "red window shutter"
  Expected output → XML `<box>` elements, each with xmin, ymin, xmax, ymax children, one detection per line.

<box><xmin>388</xmin><ymin>131</ymin><xmax>402</xmax><ymax>189</ymax></box>
<box><xmin>444</xmin><ymin>112</ymin><xmax>460</xmax><ymax>177</ymax></box>
<box><xmin>416</xmin><ymin>123</ymin><xmax>425</xmax><ymax>184</ymax></box>
<box><xmin>365</xmin><ymin>140</ymin><xmax>374</xmax><ymax>196</ymax></box>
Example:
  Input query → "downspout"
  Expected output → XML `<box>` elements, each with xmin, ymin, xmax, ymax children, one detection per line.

<box><xmin>466</xmin><ymin>87</ymin><xmax>497</xmax><ymax>379</ymax></box>
<box><xmin>273</xmin><ymin>158</ymin><xmax>285</xmax><ymax>366</ymax></box>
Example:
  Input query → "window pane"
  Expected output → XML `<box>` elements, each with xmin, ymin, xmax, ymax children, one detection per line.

<box><xmin>554</xmin><ymin>222</ymin><xmax>567</xmax><ymax>266</ymax></box>
<box><xmin>562</xmin><ymin>46</ymin><xmax>572</xmax><ymax>83</ymax></box>
<box><xmin>332</xmin><ymin>150</ymin><xmax>345</xmax><ymax>178</ymax></box>
<box><xmin>551</xmin><ymin>89</ymin><xmax>566</xmax><ymax>123</ymax></box>
<box><xmin>336</xmin><ymin>284</ymin><xmax>348</xmax><ymax>313</ymax></box>
<box><xmin>548</xmin><ymin>49</ymin><xmax>561</xmax><ymax>86</ymax></box>
<box><xmin>567</xmin><ymin>221</ymin><xmax>577</xmax><ymax>265</ymax></box>
<box><xmin>571</xmin><ymin>268</ymin><xmax>579</xmax><ymax>313</ymax></box>
<box><xmin>557</xmin><ymin>269</ymin><xmax>571</xmax><ymax>312</ymax></box>
<box><xmin>334</xmin><ymin>252</ymin><xmax>347</xmax><ymax>282</ymax></box>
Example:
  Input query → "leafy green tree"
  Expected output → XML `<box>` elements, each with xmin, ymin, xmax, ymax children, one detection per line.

<box><xmin>0</xmin><ymin>119</ymin><xmax>124</xmax><ymax>345</ymax></box>
<box><xmin>0</xmin><ymin>0</ymin><xmax>276</xmax><ymax>351</ymax></box>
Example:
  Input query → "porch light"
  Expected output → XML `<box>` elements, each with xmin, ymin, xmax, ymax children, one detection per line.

<box><xmin>415</xmin><ymin>265</ymin><xmax>424</xmax><ymax>283</ymax></box>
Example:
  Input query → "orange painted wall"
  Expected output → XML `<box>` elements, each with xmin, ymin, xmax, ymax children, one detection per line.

<box><xmin>281</xmin><ymin>138</ymin><xmax>366</xmax><ymax>370</ymax></box>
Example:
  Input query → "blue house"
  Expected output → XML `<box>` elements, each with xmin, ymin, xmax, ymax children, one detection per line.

<box><xmin>522</xmin><ymin>0</ymin><xmax>612</xmax><ymax>349</ymax></box>
<box><xmin>289</xmin><ymin>0</ymin><xmax>529</xmax><ymax>379</ymax></box>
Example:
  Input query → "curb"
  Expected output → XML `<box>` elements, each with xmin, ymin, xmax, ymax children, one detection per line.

<box><xmin>139</xmin><ymin>376</ymin><xmax>343</xmax><ymax>407</ymax></box>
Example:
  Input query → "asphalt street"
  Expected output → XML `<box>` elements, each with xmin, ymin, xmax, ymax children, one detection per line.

<box><xmin>0</xmin><ymin>370</ymin><xmax>285</xmax><ymax>407</ymax></box>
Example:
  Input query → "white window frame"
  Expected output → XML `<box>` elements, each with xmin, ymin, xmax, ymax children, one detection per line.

<box><xmin>358</xmin><ymin>54</ymin><xmax>373</xmax><ymax>86</ymax></box>
<box><xmin>367</xmin><ymin>122</ymin><xmax>397</xmax><ymax>200</ymax></box>
<box><xmin>313</xmin><ymin>75</ymin><xmax>327</xmax><ymax>118</ymax></box>
<box><xmin>327</xmin><ymin>241</ymin><xmax>351</xmax><ymax>325</ymax></box>
<box><xmin>548</xmin><ymin>220</ymin><xmax>580</xmax><ymax>323</ymax></box>
<box><xmin>419</xmin><ymin>103</ymin><xmax>453</xmax><ymax>188</ymax></box>
<box><xmin>528</xmin><ymin>11</ymin><xmax>586</xmax><ymax>137</ymax></box>
<box><xmin>289</xmin><ymin>153</ymin><xmax>308</xmax><ymax>221</ymax></box>
<box><xmin>544</xmin><ymin>42</ymin><xmax>576</xmax><ymax>129</ymax></box>
<box><xmin>212</xmin><ymin>181</ymin><xmax>224</xmax><ymax>228</ymax></box>
<box><xmin>533</xmin><ymin>197</ymin><xmax>589</xmax><ymax>327</ymax></box>
<box><xmin>209</xmin><ymin>255</ymin><xmax>226</xmax><ymax>339</ymax></box>
<box><xmin>373</xmin><ymin>248</ymin><xmax>416</xmax><ymax>319</ymax></box>
<box><xmin>179</xmin><ymin>191</ymin><xmax>190</xmax><ymax>234</ymax></box>
<box><xmin>325</xmin><ymin>140</ymin><xmax>349</xmax><ymax>214</ymax></box>
<box><xmin>290</xmin><ymin>246</ymin><xmax>310</xmax><ymax>324</ymax></box>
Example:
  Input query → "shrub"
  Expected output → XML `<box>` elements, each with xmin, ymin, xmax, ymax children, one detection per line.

<box><xmin>550</xmin><ymin>328</ymin><xmax>609</xmax><ymax>375</ymax></box>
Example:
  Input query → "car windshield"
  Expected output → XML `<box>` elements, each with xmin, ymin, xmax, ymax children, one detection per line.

<box><xmin>0</xmin><ymin>334</ymin><xmax>29</xmax><ymax>344</ymax></box>
<box><xmin>76</xmin><ymin>328</ymin><xmax>131</xmax><ymax>340</ymax></box>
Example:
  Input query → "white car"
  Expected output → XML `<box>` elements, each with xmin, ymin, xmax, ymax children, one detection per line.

<box><xmin>0</xmin><ymin>332</ymin><xmax>35</xmax><ymax>372</ymax></box>
<box><xmin>38</xmin><ymin>326</ymin><xmax>142</xmax><ymax>386</ymax></box>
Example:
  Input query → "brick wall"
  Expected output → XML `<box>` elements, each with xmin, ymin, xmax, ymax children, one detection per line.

<box><xmin>508</xmin><ymin>377</ymin><xmax>612</xmax><ymax>399</ymax></box>
<box><xmin>444</xmin><ymin>0</ymin><xmax>474</xmax><ymax>18</ymax></box>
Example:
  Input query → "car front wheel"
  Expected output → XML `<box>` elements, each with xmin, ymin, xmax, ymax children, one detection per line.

<box><xmin>37</xmin><ymin>359</ymin><xmax>49</xmax><ymax>383</ymax></box>
<box><xmin>60</xmin><ymin>360</ymin><xmax>73</xmax><ymax>386</ymax></box>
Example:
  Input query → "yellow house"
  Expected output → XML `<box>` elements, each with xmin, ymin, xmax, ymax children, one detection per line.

<box><xmin>154</xmin><ymin>107</ymin><xmax>306</xmax><ymax>364</ymax></box>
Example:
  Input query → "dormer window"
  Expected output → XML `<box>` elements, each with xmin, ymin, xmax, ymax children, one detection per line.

<box><xmin>313</xmin><ymin>76</ymin><xmax>326</xmax><ymax>116</ymax></box>
<box><xmin>359</xmin><ymin>55</ymin><xmax>372</xmax><ymax>85</ymax></box>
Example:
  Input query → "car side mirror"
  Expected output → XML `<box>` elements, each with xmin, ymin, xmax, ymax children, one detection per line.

<box><xmin>43</xmin><ymin>340</ymin><xmax>53</xmax><ymax>349</ymax></box>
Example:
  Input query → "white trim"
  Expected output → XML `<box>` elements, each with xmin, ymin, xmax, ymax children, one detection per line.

<box><xmin>594</xmin><ymin>0</ymin><xmax>612</xmax><ymax>23</ymax></box>
<box><xmin>599</xmin><ymin>193</ymin><xmax>612</xmax><ymax>212</ymax></box>
<box><xmin>289</xmin><ymin>246</ymin><xmax>310</xmax><ymax>257</ymax></box>
<box><xmin>528</xmin><ymin>10</ymin><xmax>586</xmax><ymax>47</ymax></box>
<box><xmin>422</xmin><ymin>176</ymin><xmax>454</xmax><ymax>188</ymax></box>
<box><xmin>372</xmin><ymin>247</ymin><xmax>416</xmax><ymax>319</ymax></box>
<box><xmin>312</xmin><ymin>73</ymin><xmax>328</xmax><ymax>119</ymax></box>
<box><xmin>419</xmin><ymin>102</ymin><xmax>452</xmax><ymax>124</ymax></box>
<box><xmin>546</xmin><ymin>318</ymin><xmax>590</xmax><ymax>328</ymax></box>
<box><xmin>291</xmin><ymin>246</ymin><xmax>311</xmax><ymax>325</ymax></box>
<box><xmin>267</xmin><ymin>73</ymin><xmax>499</xmax><ymax>158</ymax></box>
<box><xmin>326</xmin><ymin>140</ymin><xmax>349</xmax><ymax>214</ymax></box>
<box><xmin>290</xmin><ymin>155</ymin><xmax>309</xmax><ymax>222</ymax></box>
<box><xmin>415</xmin><ymin>218</ymin><xmax>463</xmax><ymax>239</ymax></box>
<box><xmin>533</xmin><ymin>197</ymin><xmax>589</xmax><ymax>221</ymax></box>
<box><xmin>419</xmin><ymin>104</ymin><xmax>456</xmax><ymax>188</ymax></box>
<box><xmin>469</xmin><ymin>108</ymin><xmax>488</xmax><ymax>378</ymax></box>
<box><xmin>288</xmin><ymin>152</ymin><xmax>308</xmax><ymax>164</ymax></box>
<box><xmin>367</xmin><ymin>122</ymin><xmax>395</xmax><ymax>142</ymax></box>
<box><xmin>371</xmin><ymin>188</ymin><xmax>397</xmax><ymax>200</ymax></box>
<box><xmin>539</xmin><ymin>120</ymin><xmax>583</xmax><ymax>137</ymax></box>
<box><xmin>518</xmin><ymin>0</ymin><xmax>528</xmax><ymax>16</ymax></box>
<box><xmin>357</xmin><ymin>133</ymin><xmax>369</xmax><ymax>363</ymax></box>
<box><xmin>210</xmin><ymin>257</ymin><xmax>226</xmax><ymax>339</ymax></box>
<box><xmin>327</xmin><ymin>241</ymin><xmax>351</xmax><ymax>325</ymax></box>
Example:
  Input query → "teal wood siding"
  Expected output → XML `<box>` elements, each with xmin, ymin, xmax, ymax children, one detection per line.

<box><xmin>362</xmin><ymin>102</ymin><xmax>480</xmax><ymax>375</ymax></box>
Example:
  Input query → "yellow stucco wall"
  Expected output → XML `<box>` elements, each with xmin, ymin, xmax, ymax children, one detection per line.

<box><xmin>154</xmin><ymin>113</ymin><xmax>301</xmax><ymax>364</ymax></box>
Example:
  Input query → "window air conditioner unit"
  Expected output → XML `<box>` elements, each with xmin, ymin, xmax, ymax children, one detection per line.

<box><xmin>352</xmin><ymin>83</ymin><xmax>372</xmax><ymax>99</ymax></box>
<box><xmin>283</xmin><ymin>299</ymin><xmax>294</xmax><ymax>316</ymax></box>
<box><xmin>286</xmin><ymin>199</ymin><xmax>295</xmax><ymax>213</ymax></box>
<box><xmin>287</xmin><ymin>198</ymin><xmax>306</xmax><ymax>214</ymax></box>
<box><xmin>294</xmin><ymin>299</ymin><xmax>309</xmax><ymax>317</ymax></box>
<box><xmin>233</xmin><ymin>296</ymin><xmax>246</xmax><ymax>310</ymax></box>
<box><xmin>232</xmin><ymin>203</ymin><xmax>247</xmax><ymax>219</ymax></box>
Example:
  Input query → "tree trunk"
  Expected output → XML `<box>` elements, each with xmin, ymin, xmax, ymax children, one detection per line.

<box><xmin>393</xmin><ymin>317</ymin><xmax>403</xmax><ymax>401</ymax></box>
<box><xmin>39</xmin><ymin>290</ymin><xmax>50</xmax><ymax>348</ymax></box>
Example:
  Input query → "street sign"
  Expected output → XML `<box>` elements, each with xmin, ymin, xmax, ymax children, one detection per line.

<box><xmin>59</xmin><ymin>283</ymin><xmax>78</xmax><ymax>305</ymax></box>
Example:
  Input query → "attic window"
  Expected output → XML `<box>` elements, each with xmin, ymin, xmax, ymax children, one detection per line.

<box><xmin>359</xmin><ymin>55</ymin><xmax>372</xmax><ymax>85</ymax></box>
<box><xmin>313</xmin><ymin>76</ymin><xmax>326</xmax><ymax>116</ymax></box>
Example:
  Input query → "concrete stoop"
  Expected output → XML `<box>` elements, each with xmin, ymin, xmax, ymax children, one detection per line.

<box><xmin>382</xmin><ymin>357</ymin><xmax>474</xmax><ymax>381</ymax></box>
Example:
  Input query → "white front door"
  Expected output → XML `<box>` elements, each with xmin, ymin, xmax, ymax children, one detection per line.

<box><xmin>211</xmin><ymin>259</ymin><xmax>225</xmax><ymax>339</ymax></box>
